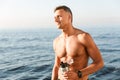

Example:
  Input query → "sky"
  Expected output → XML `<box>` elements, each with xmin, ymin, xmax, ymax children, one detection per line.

<box><xmin>0</xmin><ymin>0</ymin><xmax>120</xmax><ymax>30</ymax></box>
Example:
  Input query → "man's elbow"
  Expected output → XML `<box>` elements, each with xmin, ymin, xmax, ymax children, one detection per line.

<box><xmin>94</xmin><ymin>59</ymin><xmax>104</xmax><ymax>70</ymax></box>
<box><xmin>98</xmin><ymin>60</ymin><xmax>104</xmax><ymax>69</ymax></box>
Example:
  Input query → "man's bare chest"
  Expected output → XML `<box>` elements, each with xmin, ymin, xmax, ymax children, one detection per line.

<box><xmin>55</xmin><ymin>36</ymin><xmax>81</xmax><ymax>58</ymax></box>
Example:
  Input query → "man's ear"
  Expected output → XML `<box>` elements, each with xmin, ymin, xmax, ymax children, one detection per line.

<box><xmin>68</xmin><ymin>13</ymin><xmax>72</xmax><ymax>23</ymax></box>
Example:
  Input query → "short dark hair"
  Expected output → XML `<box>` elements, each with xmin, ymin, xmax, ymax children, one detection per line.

<box><xmin>54</xmin><ymin>5</ymin><xmax>73</xmax><ymax>22</ymax></box>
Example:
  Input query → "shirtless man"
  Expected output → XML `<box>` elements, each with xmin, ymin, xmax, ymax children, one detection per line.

<box><xmin>51</xmin><ymin>5</ymin><xmax>104</xmax><ymax>80</ymax></box>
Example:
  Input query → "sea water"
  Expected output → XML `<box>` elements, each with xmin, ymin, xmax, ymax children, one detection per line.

<box><xmin>0</xmin><ymin>27</ymin><xmax>120</xmax><ymax>80</ymax></box>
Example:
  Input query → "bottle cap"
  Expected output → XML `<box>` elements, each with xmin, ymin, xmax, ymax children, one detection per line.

<box><xmin>60</xmin><ymin>62</ymin><xmax>67</xmax><ymax>68</ymax></box>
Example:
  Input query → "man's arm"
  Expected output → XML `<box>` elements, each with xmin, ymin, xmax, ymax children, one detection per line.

<box><xmin>51</xmin><ymin>38</ymin><xmax>60</xmax><ymax>80</ymax></box>
<box><xmin>79</xmin><ymin>33</ymin><xmax>104</xmax><ymax>77</ymax></box>
<box><xmin>51</xmin><ymin>56</ymin><xmax>60</xmax><ymax>80</ymax></box>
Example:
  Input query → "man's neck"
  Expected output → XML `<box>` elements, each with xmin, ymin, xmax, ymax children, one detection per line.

<box><xmin>62</xmin><ymin>26</ymin><xmax>75</xmax><ymax>37</ymax></box>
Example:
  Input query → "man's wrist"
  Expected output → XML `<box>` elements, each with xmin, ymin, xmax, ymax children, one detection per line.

<box><xmin>77</xmin><ymin>70</ymin><xmax>82</xmax><ymax>78</ymax></box>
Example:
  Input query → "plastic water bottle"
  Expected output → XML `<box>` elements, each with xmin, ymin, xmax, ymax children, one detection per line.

<box><xmin>60</xmin><ymin>62</ymin><xmax>69</xmax><ymax>73</ymax></box>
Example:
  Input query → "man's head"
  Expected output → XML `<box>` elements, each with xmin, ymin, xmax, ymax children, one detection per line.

<box><xmin>54</xmin><ymin>5</ymin><xmax>73</xmax><ymax>22</ymax></box>
<box><xmin>54</xmin><ymin>5</ymin><xmax>73</xmax><ymax>29</ymax></box>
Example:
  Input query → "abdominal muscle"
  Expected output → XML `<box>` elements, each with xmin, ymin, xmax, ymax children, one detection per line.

<box><xmin>58</xmin><ymin>56</ymin><xmax>89</xmax><ymax>80</ymax></box>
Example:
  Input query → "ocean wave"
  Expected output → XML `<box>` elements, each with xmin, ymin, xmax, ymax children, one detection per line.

<box><xmin>17</xmin><ymin>38</ymin><xmax>41</xmax><ymax>42</ymax></box>
<box><xmin>90</xmin><ymin>66</ymin><xmax>120</xmax><ymax>80</ymax></box>
<box><xmin>109</xmin><ymin>58</ymin><xmax>120</xmax><ymax>63</ymax></box>
<box><xmin>100</xmin><ymin>48</ymin><xmax>120</xmax><ymax>53</ymax></box>
<box><xmin>0</xmin><ymin>38</ymin><xmax>9</xmax><ymax>42</ymax></box>
<box><xmin>31</xmin><ymin>64</ymin><xmax>51</xmax><ymax>73</ymax></box>
<box><xmin>0</xmin><ymin>44</ymin><xmax>52</xmax><ymax>53</ymax></box>
<box><xmin>18</xmin><ymin>75</ymin><xmax>40</xmax><ymax>80</ymax></box>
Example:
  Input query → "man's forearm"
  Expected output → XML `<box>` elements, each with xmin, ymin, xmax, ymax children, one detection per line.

<box><xmin>51</xmin><ymin>73</ymin><xmax>58</xmax><ymax>80</ymax></box>
<box><xmin>80</xmin><ymin>61</ymin><xmax>104</xmax><ymax>77</ymax></box>
<box><xmin>51</xmin><ymin>66</ymin><xmax>59</xmax><ymax>80</ymax></box>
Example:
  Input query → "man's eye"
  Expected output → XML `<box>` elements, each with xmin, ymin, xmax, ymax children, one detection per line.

<box><xmin>57</xmin><ymin>15</ymin><xmax>61</xmax><ymax>18</ymax></box>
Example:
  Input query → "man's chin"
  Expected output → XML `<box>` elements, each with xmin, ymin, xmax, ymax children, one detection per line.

<box><xmin>57</xmin><ymin>26</ymin><xmax>62</xmax><ymax>29</ymax></box>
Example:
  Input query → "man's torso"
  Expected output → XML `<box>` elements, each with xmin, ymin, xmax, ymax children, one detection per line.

<box><xmin>54</xmin><ymin>29</ymin><xmax>89</xmax><ymax>80</ymax></box>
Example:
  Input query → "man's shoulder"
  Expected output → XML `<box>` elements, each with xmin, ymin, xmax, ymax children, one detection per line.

<box><xmin>75</xmin><ymin>28</ymin><xmax>90</xmax><ymax>37</ymax></box>
<box><xmin>53</xmin><ymin>34</ymin><xmax>62</xmax><ymax>43</ymax></box>
<box><xmin>75</xmin><ymin>28</ymin><xmax>92</xmax><ymax>43</ymax></box>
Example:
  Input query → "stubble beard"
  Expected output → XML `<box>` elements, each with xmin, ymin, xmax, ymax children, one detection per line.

<box><xmin>58</xmin><ymin>25</ymin><xmax>62</xmax><ymax>29</ymax></box>
<box><xmin>57</xmin><ymin>24</ymin><xmax>63</xmax><ymax>29</ymax></box>
<box><xmin>56</xmin><ymin>23</ymin><xmax>66</xmax><ymax>30</ymax></box>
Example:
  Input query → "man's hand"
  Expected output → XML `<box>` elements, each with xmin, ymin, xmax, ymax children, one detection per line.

<box><xmin>61</xmin><ymin>70</ymin><xmax>79</xmax><ymax>80</ymax></box>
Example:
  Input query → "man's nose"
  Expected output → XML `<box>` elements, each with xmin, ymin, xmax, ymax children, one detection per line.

<box><xmin>54</xmin><ymin>17</ymin><xmax>59</xmax><ymax>22</ymax></box>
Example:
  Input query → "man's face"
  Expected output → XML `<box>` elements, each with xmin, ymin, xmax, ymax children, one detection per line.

<box><xmin>54</xmin><ymin>9</ymin><xmax>70</xmax><ymax>29</ymax></box>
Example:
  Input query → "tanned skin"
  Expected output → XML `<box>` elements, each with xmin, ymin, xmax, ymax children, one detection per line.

<box><xmin>51</xmin><ymin>8</ymin><xmax>104</xmax><ymax>80</ymax></box>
